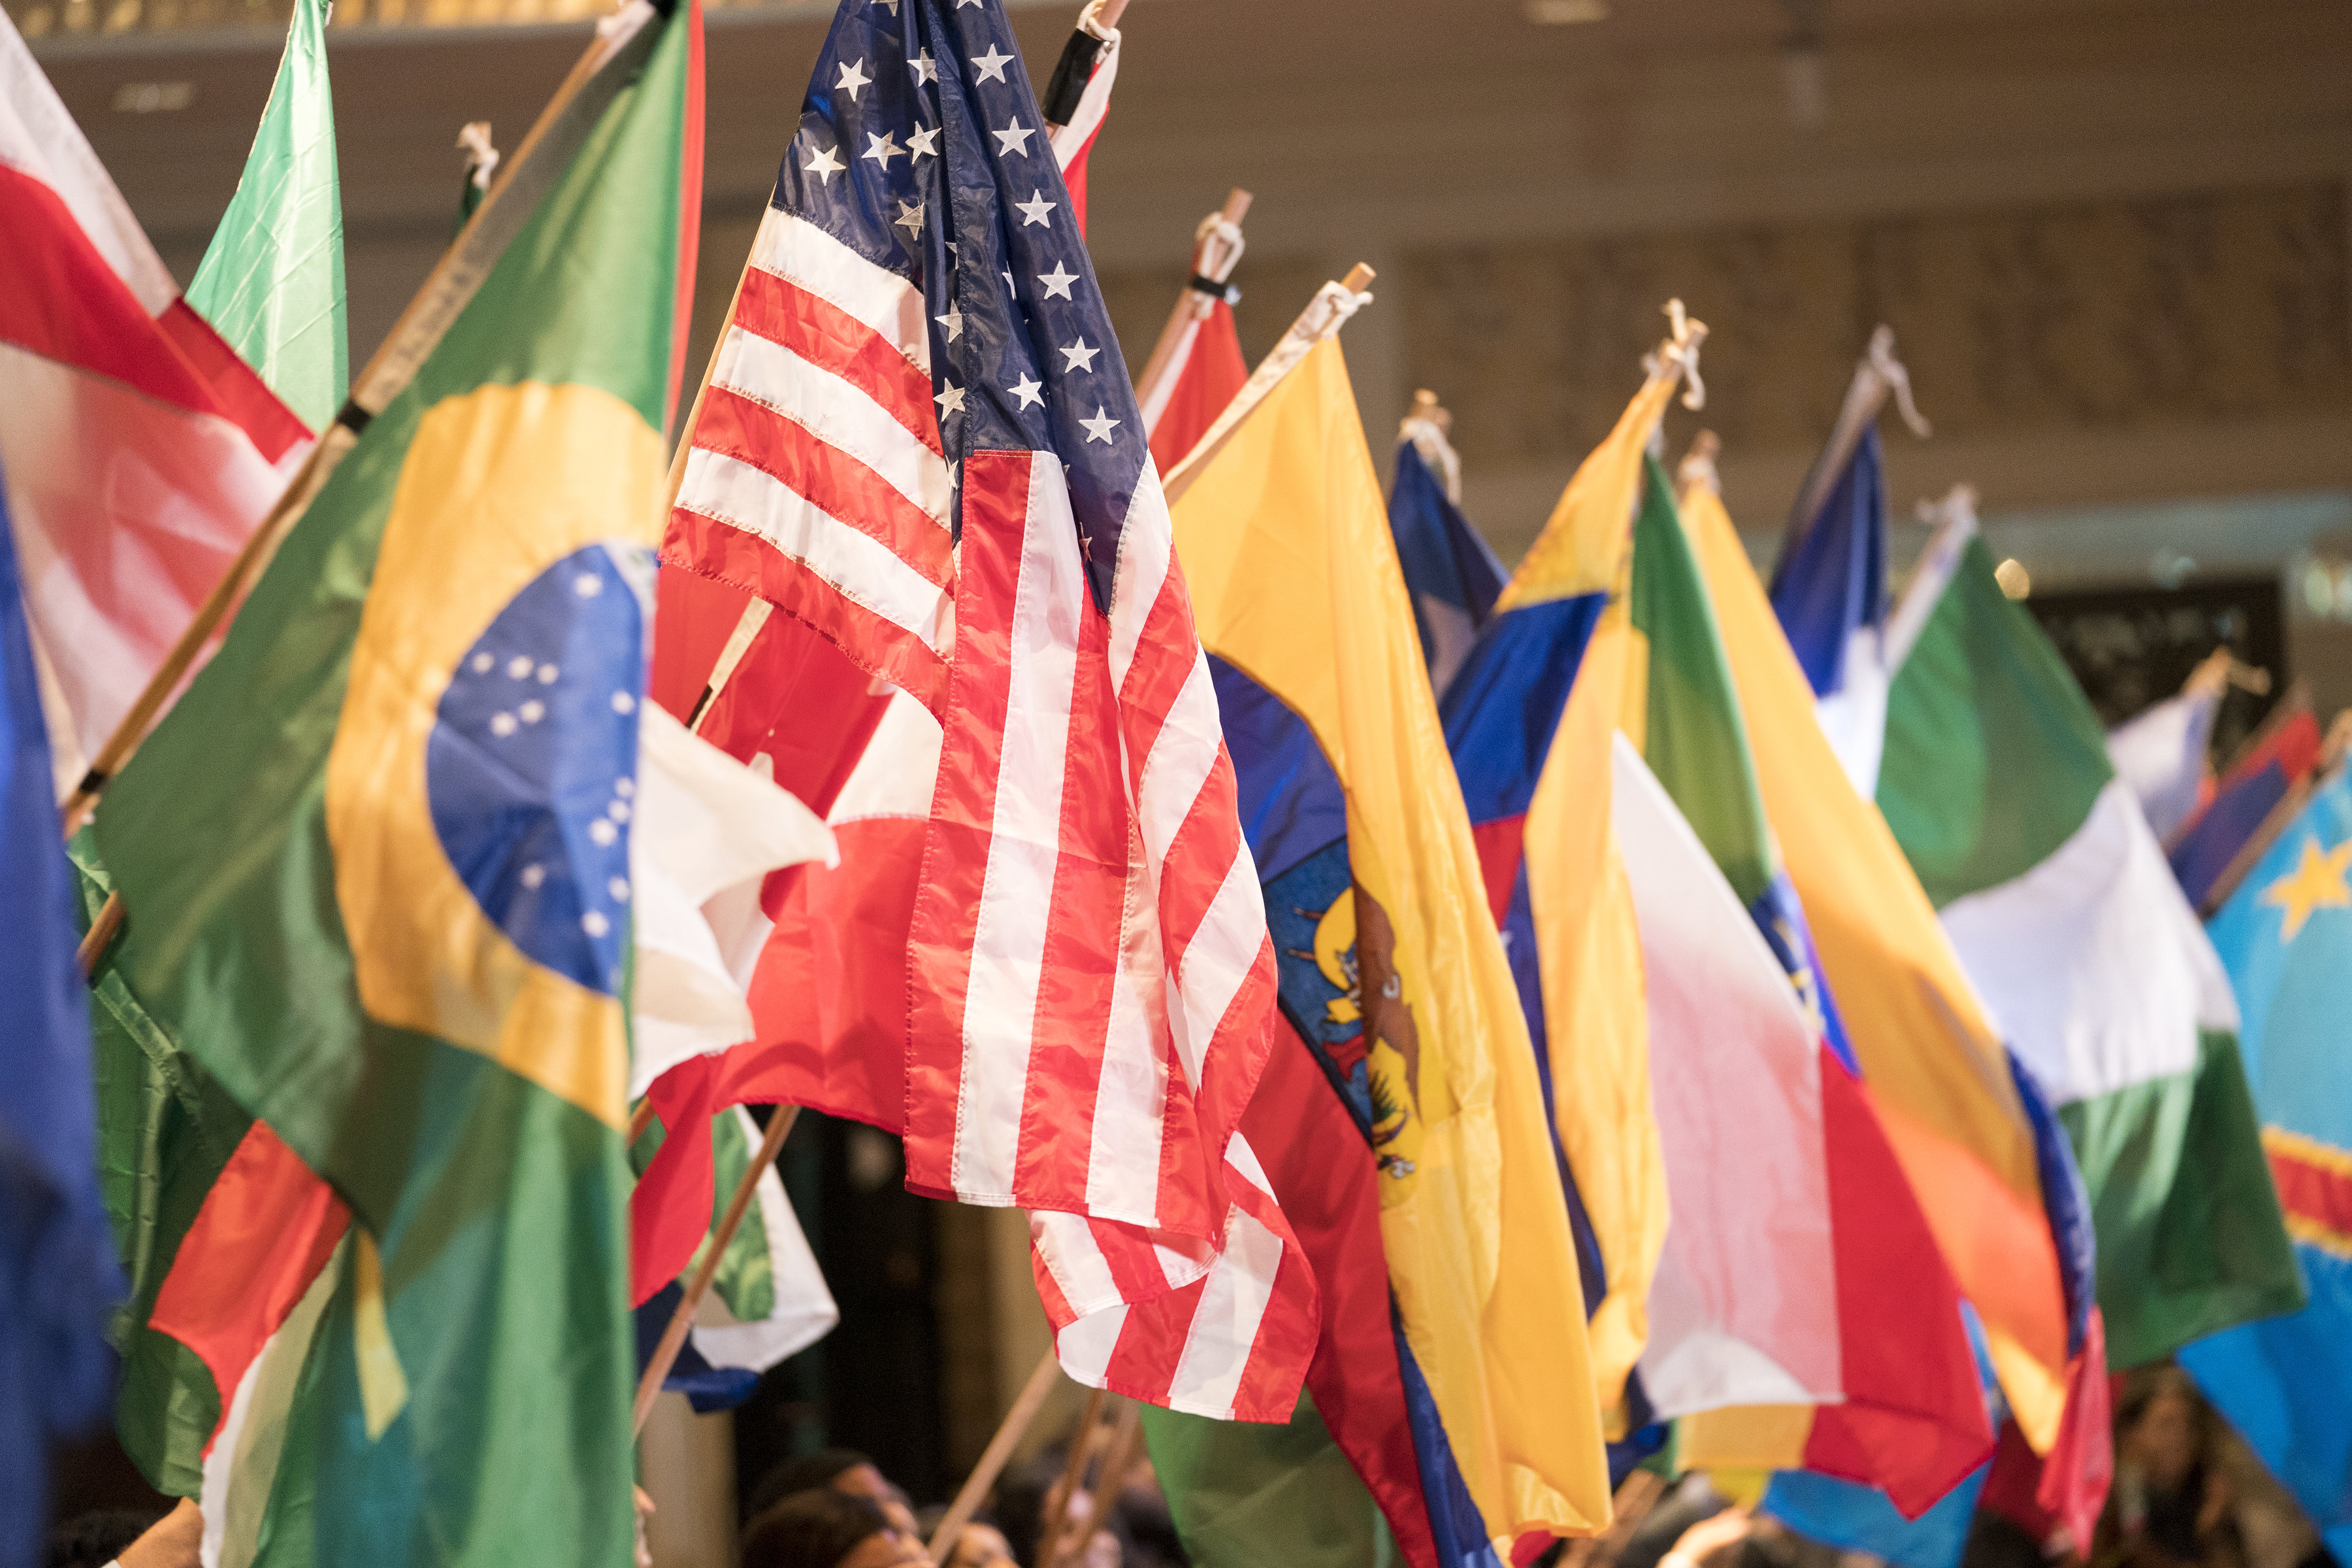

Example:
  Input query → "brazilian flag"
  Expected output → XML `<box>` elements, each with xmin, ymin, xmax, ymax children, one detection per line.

<box><xmin>93</xmin><ymin>0</ymin><xmax>702</xmax><ymax>1559</ymax></box>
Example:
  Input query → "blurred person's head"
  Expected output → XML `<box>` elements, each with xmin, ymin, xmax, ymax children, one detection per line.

<box><xmin>741</xmin><ymin>1490</ymin><xmax>921</xmax><ymax>1568</ymax></box>
<box><xmin>745</xmin><ymin>1449</ymin><xmax>919</xmax><ymax>1537</ymax></box>
<box><xmin>46</xmin><ymin>1511</ymin><xmax>167</xmax><ymax>1568</ymax></box>
<box><xmin>945</xmin><ymin>1521</ymin><xmax>1015</xmax><ymax>1568</ymax></box>
<box><xmin>2120</xmin><ymin>1368</ymin><xmax>2217</xmax><ymax>1493</ymax></box>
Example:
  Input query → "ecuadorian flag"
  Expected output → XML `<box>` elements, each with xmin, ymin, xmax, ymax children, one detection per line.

<box><xmin>1152</xmin><ymin>333</ymin><xmax>1609</xmax><ymax>1565</ymax></box>
<box><xmin>1439</xmin><ymin>372</ymin><xmax>1671</xmax><ymax>1418</ymax></box>
<box><xmin>91</xmin><ymin>3</ymin><xmax>700</xmax><ymax>1560</ymax></box>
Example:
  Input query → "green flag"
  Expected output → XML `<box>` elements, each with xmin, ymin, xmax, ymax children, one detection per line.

<box><xmin>1139</xmin><ymin>1392</ymin><xmax>1400</xmax><ymax>1568</ymax></box>
<box><xmin>185</xmin><ymin>0</ymin><xmax>346</xmax><ymax>431</ymax></box>
<box><xmin>1876</xmin><ymin>519</ymin><xmax>2304</xmax><ymax>1366</ymax></box>
<box><xmin>95</xmin><ymin>0</ymin><xmax>699</xmax><ymax>1556</ymax></box>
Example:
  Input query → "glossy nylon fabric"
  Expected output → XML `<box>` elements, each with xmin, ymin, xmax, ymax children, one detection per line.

<box><xmin>1879</xmin><ymin>531</ymin><xmax>2300</xmax><ymax>1366</ymax></box>
<box><xmin>1676</xmin><ymin>477</ymin><xmax>2073</xmax><ymax>1448</ymax></box>
<box><xmin>183</xmin><ymin>0</ymin><xmax>346</xmax><ymax>432</ymax></box>
<box><xmin>1445</xmin><ymin>374</ymin><xmax>1679</xmax><ymax>1418</ymax></box>
<box><xmin>2188</xmin><ymin>770</ymin><xmax>2352</xmax><ymax>1564</ymax></box>
<box><xmin>1172</xmin><ymin>335</ymin><xmax>1609</xmax><ymax>1549</ymax></box>
<box><xmin>93</xmin><ymin>9</ymin><xmax>696</xmax><ymax>1562</ymax></box>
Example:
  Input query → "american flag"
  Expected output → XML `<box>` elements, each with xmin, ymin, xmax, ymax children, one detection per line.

<box><xmin>661</xmin><ymin>0</ymin><xmax>1314</xmax><ymax>1420</ymax></box>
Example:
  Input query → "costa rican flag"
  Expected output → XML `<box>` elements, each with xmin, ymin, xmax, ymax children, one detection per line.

<box><xmin>659</xmin><ymin>0</ymin><xmax>1313</xmax><ymax>1421</ymax></box>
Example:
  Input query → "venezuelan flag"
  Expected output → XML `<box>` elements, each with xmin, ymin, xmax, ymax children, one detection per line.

<box><xmin>1439</xmin><ymin>373</ymin><xmax>1672</xmax><ymax>1420</ymax></box>
<box><xmin>1676</xmin><ymin>470</ymin><xmax>2086</xmax><ymax>1450</ymax></box>
<box><xmin>93</xmin><ymin>4</ymin><xmax>700</xmax><ymax>1560</ymax></box>
<box><xmin>1158</xmin><ymin>334</ymin><xmax>1610</xmax><ymax>1562</ymax></box>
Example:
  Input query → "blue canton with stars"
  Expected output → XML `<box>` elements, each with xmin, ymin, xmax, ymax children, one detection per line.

<box><xmin>777</xmin><ymin>0</ymin><xmax>1152</xmax><ymax>612</ymax></box>
<box><xmin>426</xmin><ymin>542</ymin><xmax>648</xmax><ymax>996</ymax></box>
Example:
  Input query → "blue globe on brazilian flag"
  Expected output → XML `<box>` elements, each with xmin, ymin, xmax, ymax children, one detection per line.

<box><xmin>93</xmin><ymin>1</ymin><xmax>702</xmax><ymax>1560</ymax></box>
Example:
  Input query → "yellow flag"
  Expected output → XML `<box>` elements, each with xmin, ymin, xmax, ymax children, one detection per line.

<box><xmin>1174</xmin><ymin>338</ymin><xmax>1611</xmax><ymax>1543</ymax></box>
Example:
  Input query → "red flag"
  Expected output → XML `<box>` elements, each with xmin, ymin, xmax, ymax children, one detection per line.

<box><xmin>0</xmin><ymin>13</ymin><xmax>308</xmax><ymax>790</ymax></box>
<box><xmin>1144</xmin><ymin>297</ymin><xmax>1247</xmax><ymax>476</ymax></box>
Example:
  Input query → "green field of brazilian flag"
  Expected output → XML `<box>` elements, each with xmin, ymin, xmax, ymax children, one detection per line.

<box><xmin>86</xmin><ymin>0</ymin><xmax>701</xmax><ymax>1558</ymax></box>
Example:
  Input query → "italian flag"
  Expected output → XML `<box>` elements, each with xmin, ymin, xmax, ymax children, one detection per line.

<box><xmin>1876</xmin><ymin>508</ymin><xmax>2303</xmax><ymax>1368</ymax></box>
<box><xmin>87</xmin><ymin>0</ymin><xmax>702</xmax><ymax>1560</ymax></box>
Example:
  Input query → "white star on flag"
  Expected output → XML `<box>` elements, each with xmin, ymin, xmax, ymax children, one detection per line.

<box><xmin>1015</xmin><ymin>189</ymin><xmax>1056</xmax><ymax>227</ymax></box>
<box><xmin>907</xmin><ymin>123</ymin><xmax>941</xmax><ymax>160</ymax></box>
<box><xmin>1079</xmin><ymin>405</ymin><xmax>1120</xmax><ymax>444</ymax></box>
<box><xmin>1009</xmin><ymin>373</ymin><xmax>1045</xmax><ymax>410</ymax></box>
<box><xmin>1061</xmin><ymin>338</ymin><xmax>1099</xmax><ymax>373</ymax></box>
<box><xmin>835</xmin><ymin>57</ymin><xmax>871</xmax><ymax>100</ymax></box>
<box><xmin>971</xmin><ymin>43</ymin><xmax>1013</xmax><ymax>81</ymax></box>
<box><xmin>937</xmin><ymin>383</ymin><xmax>966</xmax><ymax>416</ymax></box>
<box><xmin>935</xmin><ymin>304</ymin><xmax>963</xmax><ymax>340</ymax></box>
<box><xmin>1037</xmin><ymin>261</ymin><xmax>1078</xmax><ymax>300</ymax></box>
<box><xmin>894</xmin><ymin>199</ymin><xmax>924</xmax><ymax>240</ymax></box>
<box><xmin>909</xmin><ymin>49</ymin><xmax>938</xmax><ymax>84</ymax></box>
<box><xmin>802</xmin><ymin>140</ymin><xmax>844</xmax><ymax>183</ymax></box>
<box><xmin>992</xmin><ymin>118</ymin><xmax>1036</xmax><ymax>157</ymax></box>
<box><xmin>870</xmin><ymin>0</ymin><xmax>897</xmax><ymax>10</ymax></box>
<box><xmin>862</xmin><ymin>130</ymin><xmax>904</xmax><ymax>166</ymax></box>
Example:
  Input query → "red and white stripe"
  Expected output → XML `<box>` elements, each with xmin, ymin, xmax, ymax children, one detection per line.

<box><xmin>1032</xmin><ymin>1132</ymin><xmax>1317</xmax><ymax>1423</ymax></box>
<box><xmin>0</xmin><ymin>9</ymin><xmax>308</xmax><ymax>793</ymax></box>
<box><xmin>902</xmin><ymin>451</ymin><xmax>1278</xmax><ymax>1231</ymax></box>
<box><xmin>664</xmin><ymin>208</ymin><xmax>956</xmax><ymax>715</ymax></box>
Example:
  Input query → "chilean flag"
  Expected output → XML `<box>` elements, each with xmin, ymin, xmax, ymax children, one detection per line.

<box><xmin>0</xmin><ymin>10</ymin><xmax>310</xmax><ymax>794</ymax></box>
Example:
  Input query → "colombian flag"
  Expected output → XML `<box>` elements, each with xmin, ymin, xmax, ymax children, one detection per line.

<box><xmin>91</xmin><ymin>4</ymin><xmax>700</xmax><ymax>1561</ymax></box>
<box><xmin>1622</xmin><ymin>457</ymin><xmax>1989</xmax><ymax>1513</ymax></box>
<box><xmin>1142</xmin><ymin>334</ymin><xmax>1610</xmax><ymax>1566</ymax></box>
<box><xmin>1678</xmin><ymin>471</ymin><xmax>2091</xmax><ymax>1453</ymax></box>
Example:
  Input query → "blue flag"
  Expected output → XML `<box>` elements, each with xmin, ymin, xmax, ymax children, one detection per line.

<box><xmin>1389</xmin><ymin>438</ymin><xmax>1505</xmax><ymax>698</ymax></box>
<box><xmin>1770</xmin><ymin>423</ymin><xmax>1889</xmax><ymax>795</ymax></box>
<box><xmin>2183</xmin><ymin>767</ymin><xmax>2352</xmax><ymax>1563</ymax></box>
<box><xmin>0</xmin><ymin>468</ymin><xmax>125</xmax><ymax>1568</ymax></box>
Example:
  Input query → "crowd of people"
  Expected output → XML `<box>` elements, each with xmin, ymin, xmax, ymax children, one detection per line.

<box><xmin>46</xmin><ymin>1369</ymin><xmax>2337</xmax><ymax>1568</ymax></box>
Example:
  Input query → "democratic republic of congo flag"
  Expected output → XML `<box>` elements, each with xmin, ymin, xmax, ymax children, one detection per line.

<box><xmin>91</xmin><ymin>2</ymin><xmax>702</xmax><ymax>1561</ymax></box>
<box><xmin>2185</xmin><ymin>764</ymin><xmax>2352</xmax><ymax>1565</ymax></box>
<box><xmin>1142</xmin><ymin>332</ymin><xmax>1610</xmax><ymax>1568</ymax></box>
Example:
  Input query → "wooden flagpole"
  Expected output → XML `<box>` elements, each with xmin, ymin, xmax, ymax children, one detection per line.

<box><xmin>1158</xmin><ymin>261</ymin><xmax>1378</xmax><ymax>509</ymax></box>
<box><xmin>1784</xmin><ymin>323</ymin><xmax>1931</xmax><ymax>548</ymax></box>
<box><xmin>1039</xmin><ymin>1397</ymin><xmax>1139</xmax><ymax>1568</ymax></box>
<box><xmin>2196</xmin><ymin>709</ymin><xmax>2352</xmax><ymax>918</ymax></box>
<box><xmin>69</xmin><ymin>4</ymin><xmax>672</xmax><ymax>978</ymax></box>
<box><xmin>1130</xmin><ymin>187</ymin><xmax>1252</xmax><ymax>419</ymax></box>
<box><xmin>926</xmin><ymin>1347</ymin><xmax>1064</xmax><ymax>1563</ymax></box>
<box><xmin>1033</xmin><ymin>1386</ymin><xmax>1109</xmax><ymax>1568</ymax></box>
<box><xmin>631</xmin><ymin>1102</ymin><xmax>800</xmax><ymax>1433</ymax></box>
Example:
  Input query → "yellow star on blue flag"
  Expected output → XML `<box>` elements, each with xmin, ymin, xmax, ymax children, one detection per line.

<box><xmin>2261</xmin><ymin>833</ymin><xmax>2352</xmax><ymax>941</ymax></box>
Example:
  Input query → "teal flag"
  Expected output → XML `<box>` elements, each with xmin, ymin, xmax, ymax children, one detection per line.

<box><xmin>186</xmin><ymin>0</ymin><xmax>346</xmax><ymax>431</ymax></box>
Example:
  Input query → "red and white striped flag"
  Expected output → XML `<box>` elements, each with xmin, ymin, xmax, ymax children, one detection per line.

<box><xmin>652</xmin><ymin>0</ymin><xmax>1315</xmax><ymax>1418</ymax></box>
<box><xmin>0</xmin><ymin>10</ymin><xmax>309</xmax><ymax>794</ymax></box>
